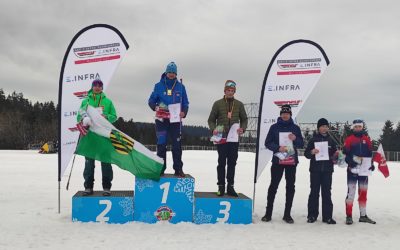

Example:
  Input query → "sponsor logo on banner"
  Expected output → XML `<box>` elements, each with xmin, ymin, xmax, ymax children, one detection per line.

<box><xmin>62</xmin><ymin>141</ymin><xmax>76</xmax><ymax>146</ymax></box>
<box><xmin>73</xmin><ymin>43</ymin><xmax>120</xmax><ymax>58</ymax></box>
<box><xmin>277</xmin><ymin>58</ymin><xmax>321</xmax><ymax>75</ymax></box>
<box><xmin>73</xmin><ymin>43</ymin><xmax>121</xmax><ymax>64</ymax></box>
<box><xmin>73</xmin><ymin>91</ymin><xmax>88</xmax><ymax>99</ymax></box>
<box><xmin>75</xmin><ymin>55</ymin><xmax>121</xmax><ymax>65</ymax></box>
<box><xmin>65</xmin><ymin>73</ymin><xmax>101</xmax><ymax>83</ymax></box>
<box><xmin>267</xmin><ymin>84</ymin><xmax>300</xmax><ymax>92</ymax></box>
<box><xmin>64</xmin><ymin>111</ymin><xmax>78</xmax><ymax>117</ymax></box>
<box><xmin>274</xmin><ymin>100</ymin><xmax>302</xmax><ymax>108</ymax></box>
<box><xmin>263</xmin><ymin>118</ymin><xmax>277</xmax><ymax>124</ymax></box>
<box><xmin>68</xmin><ymin>127</ymin><xmax>78</xmax><ymax>132</ymax></box>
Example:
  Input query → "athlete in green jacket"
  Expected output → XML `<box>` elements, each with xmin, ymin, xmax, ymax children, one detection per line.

<box><xmin>208</xmin><ymin>80</ymin><xmax>248</xmax><ymax>197</ymax></box>
<box><xmin>77</xmin><ymin>79</ymin><xmax>117</xmax><ymax>196</ymax></box>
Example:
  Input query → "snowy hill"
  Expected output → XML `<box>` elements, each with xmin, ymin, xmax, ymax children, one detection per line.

<box><xmin>1</xmin><ymin>150</ymin><xmax>399</xmax><ymax>250</ymax></box>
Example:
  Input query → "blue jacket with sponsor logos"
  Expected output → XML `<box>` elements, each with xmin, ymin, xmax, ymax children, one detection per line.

<box><xmin>148</xmin><ymin>73</ymin><xmax>189</xmax><ymax>117</ymax></box>
<box><xmin>343</xmin><ymin>131</ymin><xmax>373</xmax><ymax>169</ymax></box>
<box><xmin>265</xmin><ymin>117</ymin><xmax>304</xmax><ymax>165</ymax></box>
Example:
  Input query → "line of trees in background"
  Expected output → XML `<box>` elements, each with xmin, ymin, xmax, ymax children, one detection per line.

<box><xmin>0</xmin><ymin>89</ymin><xmax>212</xmax><ymax>149</ymax></box>
<box><xmin>1</xmin><ymin>89</ymin><xmax>400</xmax><ymax>151</ymax></box>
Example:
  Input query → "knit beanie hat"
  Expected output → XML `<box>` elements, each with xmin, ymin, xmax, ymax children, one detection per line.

<box><xmin>165</xmin><ymin>62</ymin><xmax>177</xmax><ymax>74</ymax></box>
<box><xmin>352</xmin><ymin>119</ymin><xmax>364</xmax><ymax>129</ymax></box>
<box><xmin>224</xmin><ymin>80</ymin><xmax>236</xmax><ymax>92</ymax></box>
<box><xmin>92</xmin><ymin>78</ymin><xmax>103</xmax><ymax>87</ymax></box>
<box><xmin>317</xmin><ymin>118</ymin><xmax>329</xmax><ymax>128</ymax></box>
<box><xmin>280</xmin><ymin>104</ymin><xmax>292</xmax><ymax>115</ymax></box>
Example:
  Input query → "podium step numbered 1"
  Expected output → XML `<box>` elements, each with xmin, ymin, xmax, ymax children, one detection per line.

<box><xmin>134</xmin><ymin>174</ymin><xmax>195</xmax><ymax>224</ymax></box>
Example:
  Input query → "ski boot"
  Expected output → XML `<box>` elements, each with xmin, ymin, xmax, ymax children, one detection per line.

<box><xmin>82</xmin><ymin>188</ymin><xmax>93</xmax><ymax>196</ymax></box>
<box><xmin>261</xmin><ymin>214</ymin><xmax>271</xmax><ymax>222</ymax></box>
<box><xmin>227</xmin><ymin>185</ymin><xmax>238</xmax><ymax>197</ymax></box>
<box><xmin>346</xmin><ymin>216</ymin><xmax>353</xmax><ymax>225</ymax></box>
<box><xmin>359</xmin><ymin>215</ymin><xmax>376</xmax><ymax>224</ymax></box>
<box><xmin>323</xmin><ymin>218</ymin><xmax>337</xmax><ymax>224</ymax></box>
<box><xmin>174</xmin><ymin>170</ymin><xmax>185</xmax><ymax>178</ymax></box>
<box><xmin>307</xmin><ymin>217</ymin><xmax>317</xmax><ymax>223</ymax></box>
<box><xmin>282</xmin><ymin>215</ymin><xmax>294</xmax><ymax>224</ymax></box>
<box><xmin>217</xmin><ymin>185</ymin><xmax>225</xmax><ymax>196</ymax></box>
<box><xmin>103</xmin><ymin>188</ymin><xmax>111</xmax><ymax>196</ymax></box>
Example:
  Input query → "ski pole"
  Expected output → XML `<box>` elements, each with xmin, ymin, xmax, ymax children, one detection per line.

<box><xmin>66</xmin><ymin>134</ymin><xmax>82</xmax><ymax>190</ymax></box>
<box><xmin>66</xmin><ymin>154</ymin><xmax>77</xmax><ymax>190</ymax></box>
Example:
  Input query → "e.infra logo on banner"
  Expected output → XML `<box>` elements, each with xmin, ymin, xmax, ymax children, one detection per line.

<box><xmin>277</xmin><ymin>58</ymin><xmax>321</xmax><ymax>75</ymax></box>
<box><xmin>73</xmin><ymin>43</ymin><xmax>121</xmax><ymax>64</ymax></box>
<box><xmin>65</xmin><ymin>73</ymin><xmax>100</xmax><ymax>83</ymax></box>
<box><xmin>274</xmin><ymin>100</ymin><xmax>302</xmax><ymax>108</ymax></box>
<box><xmin>267</xmin><ymin>84</ymin><xmax>300</xmax><ymax>92</ymax></box>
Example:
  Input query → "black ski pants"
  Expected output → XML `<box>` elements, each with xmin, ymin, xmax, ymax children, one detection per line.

<box><xmin>307</xmin><ymin>171</ymin><xmax>333</xmax><ymax>220</ymax></box>
<box><xmin>83</xmin><ymin>157</ymin><xmax>113</xmax><ymax>189</ymax></box>
<box><xmin>266</xmin><ymin>163</ymin><xmax>297</xmax><ymax>217</ymax></box>
<box><xmin>216</xmin><ymin>142</ymin><xmax>239</xmax><ymax>186</ymax></box>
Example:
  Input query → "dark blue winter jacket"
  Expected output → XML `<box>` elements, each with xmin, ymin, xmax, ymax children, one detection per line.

<box><xmin>265</xmin><ymin>117</ymin><xmax>304</xmax><ymax>165</ymax></box>
<box><xmin>148</xmin><ymin>73</ymin><xmax>189</xmax><ymax>116</ymax></box>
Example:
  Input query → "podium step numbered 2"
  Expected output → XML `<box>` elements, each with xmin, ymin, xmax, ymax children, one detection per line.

<box><xmin>72</xmin><ymin>191</ymin><xmax>134</xmax><ymax>224</ymax></box>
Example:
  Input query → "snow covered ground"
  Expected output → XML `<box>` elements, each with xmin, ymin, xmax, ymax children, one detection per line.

<box><xmin>1</xmin><ymin>150</ymin><xmax>399</xmax><ymax>250</ymax></box>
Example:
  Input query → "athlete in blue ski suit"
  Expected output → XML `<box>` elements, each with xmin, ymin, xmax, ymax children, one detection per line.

<box><xmin>148</xmin><ymin>62</ymin><xmax>189</xmax><ymax>176</ymax></box>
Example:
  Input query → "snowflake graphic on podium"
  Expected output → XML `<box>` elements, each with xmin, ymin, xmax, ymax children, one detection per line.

<box><xmin>194</xmin><ymin>209</ymin><xmax>213</xmax><ymax>224</ymax></box>
<box><xmin>174</xmin><ymin>178</ymin><xmax>195</xmax><ymax>203</ymax></box>
<box><xmin>140</xmin><ymin>211</ymin><xmax>156</xmax><ymax>223</ymax></box>
<box><xmin>136</xmin><ymin>179</ymin><xmax>154</xmax><ymax>192</ymax></box>
<box><xmin>119</xmin><ymin>197</ymin><xmax>134</xmax><ymax>217</ymax></box>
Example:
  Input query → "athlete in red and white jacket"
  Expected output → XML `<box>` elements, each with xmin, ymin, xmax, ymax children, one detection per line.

<box><xmin>343</xmin><ymin>119</ymin><xmax>376</xmax><ymax>225</ymax></box>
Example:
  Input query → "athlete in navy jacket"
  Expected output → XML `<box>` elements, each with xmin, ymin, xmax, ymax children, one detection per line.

<box><xmin>262</xmin><ymin>104</ymin><xmax>304</xmax><ymax>224</ymax></box>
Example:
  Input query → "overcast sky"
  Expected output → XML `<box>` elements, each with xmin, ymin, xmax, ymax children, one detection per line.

<box><xmin>1</xmin><ymin>0</ymin><xmax>399</xmax><ymax>139</ymax></box>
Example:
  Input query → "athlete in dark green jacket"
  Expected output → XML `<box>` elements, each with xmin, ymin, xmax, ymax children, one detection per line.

<box><xmin>208</xmin><ymin>80</ymin><xmax>248</xmax><ymax>197</ymax></box>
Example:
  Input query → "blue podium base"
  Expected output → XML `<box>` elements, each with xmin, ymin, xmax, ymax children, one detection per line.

<box><xmin>134</xmin><ymin>174</ymin><xmax>195</xmax><ymax>224</ymax></box>
<box><xmin>194</xmin><ymin>192</ymin><xmax>252</xmax><ymax>224</ymax></box>
<box><xmin>72</xmin><ymin>190</ymin><xmax>134</xmax><ymax>223</ymax></box>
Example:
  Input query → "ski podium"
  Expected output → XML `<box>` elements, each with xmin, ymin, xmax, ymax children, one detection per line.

<box><xmin>72</xmin><ymin>174</ymin><xmax>252</xmax><ymax>224</ymax></box>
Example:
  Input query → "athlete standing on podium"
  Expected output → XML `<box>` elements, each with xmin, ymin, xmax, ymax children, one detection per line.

<box><xmin>208</xmin><ymin>80</ymin><xmax>248</xmax><ymax>197</ymax></box>
<box><xmin>148</xmin><ymin>62</ymin><xmax>189</xmax><ymax>177</ymax></box>
<box><xmin>76</xmin><ymin>78</ymin><xmax>117</xmax><ymax>196</ymax></box>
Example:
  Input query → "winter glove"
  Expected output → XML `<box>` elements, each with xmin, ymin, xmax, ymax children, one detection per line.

<box><xmin>369</xmin><ymin>165</ymin><xmax>375</xmax><ymax>171</ymax></box>
<box><xmin>76</xmin><ymin>121</ymin><xmax>89</xmax><ymax>136</ymax></box>
<box><xmin>82</xmin><ymin>116</ymin><xmax>92</xmax><ymax>127</ymax></box>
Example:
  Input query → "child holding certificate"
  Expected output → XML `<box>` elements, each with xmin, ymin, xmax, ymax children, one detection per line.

<box><xmin>343</xmin><ymin>119</ymin><xmax>376</xmax><ymax>225</ymax></box>
<box><xmin>304</xmin><ymin>118</ymin><xmax>337</xmax><ymax>224</ymax></box>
